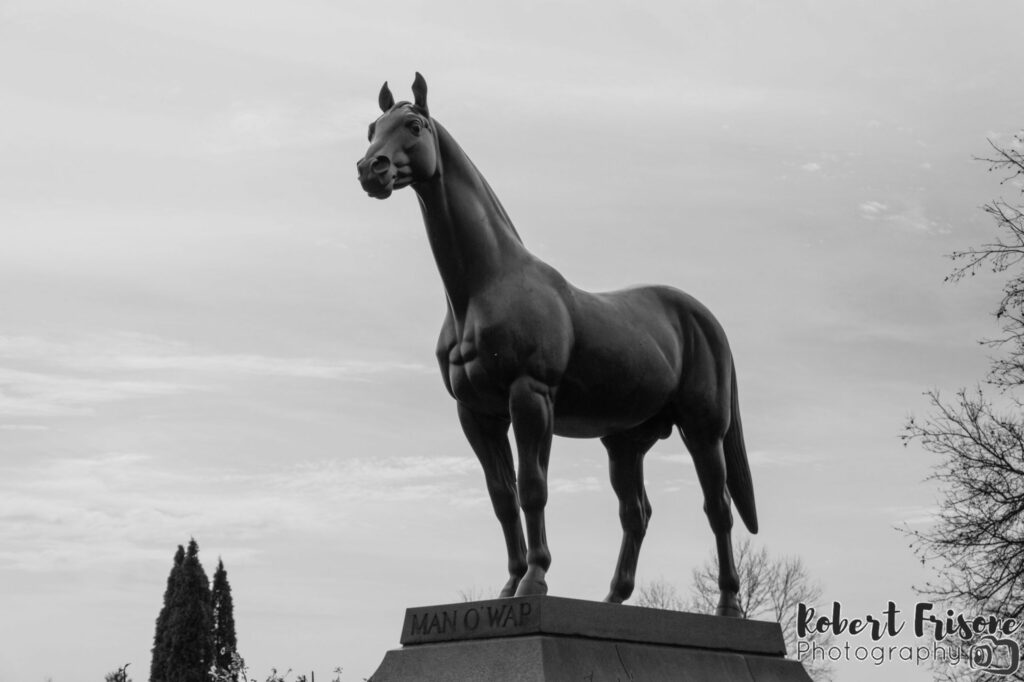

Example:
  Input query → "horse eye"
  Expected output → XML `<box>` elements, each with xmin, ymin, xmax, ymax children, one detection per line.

<box><xmin>367</xmin><ymin>124</ymin><xmax>375</xmax><ymax>141</ymax></box>
<box><xmin>408</xmin><ymin>121</ymin><xmax>422</xmax><ymax>135</ymax></box>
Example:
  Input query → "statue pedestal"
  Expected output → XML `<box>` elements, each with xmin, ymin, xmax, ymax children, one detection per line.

<box><xmin>369</xmin><ymin>596</ymin><xmax>812</xmax><ymax>681</ymax></box>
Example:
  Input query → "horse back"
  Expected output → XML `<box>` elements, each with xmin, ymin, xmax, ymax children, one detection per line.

<box><xmin>568</xmin><ymin>283</ymin><xmax>731</xmax><ymax>371</ymax></box>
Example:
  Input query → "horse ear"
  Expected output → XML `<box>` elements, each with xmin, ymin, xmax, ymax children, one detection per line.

<box><xmin>379</xmin><ymin>81</ymin><xmax>395</xmax><ymax>112</ymax></box>
<box><xmin>412</xmin><ymin>72</ymin><xmax>429</xmax><ymax>117</ymax></box>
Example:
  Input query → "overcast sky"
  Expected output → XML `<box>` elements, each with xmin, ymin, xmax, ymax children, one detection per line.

<box><xmin>2</xmin><ymin>1</ymin><xmax>1023</xmax><ymax>681</ymax></box>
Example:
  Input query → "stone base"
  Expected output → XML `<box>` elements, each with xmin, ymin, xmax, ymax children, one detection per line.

<box><xmin>369</xmin><ymin>596</ymin><xmax>812</xmax><ymax>681</ymax></box>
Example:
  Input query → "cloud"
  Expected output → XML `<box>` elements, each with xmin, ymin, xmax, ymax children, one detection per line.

<box><xmin>985</xmin><ymin>130</ymin><xmax>1024</xmax><ymax>150</ymax></box>
<box><xmin>72</xmin><ymin>353</ymin><xmax>432</xmax><ymax>380</ymax></box>
<box><xmin>0</xmin><ymin>332</ymin><xmax>433</xmax><ymax>416</ymax></box>
<box><xmin>651</xmin><ymin>449</ymin><xmax>820</xmax><ymax>467</ymax></box>
<box><xmin>0</xmin><ymin>452</ymin><xmax>479</xmax><ymax>571</ymax></box>
<box><xmin>747</xmin><ymin>450</ymin><xmax>826</xmax><ymax>467</ymax></box>
<box><xmin>859</xmin><ymin>200</ymin><xmax>888</xmax><ymax>217</ymax></box>
<box><xmin>880</xmin><ymin>504</ymin><xmax>939</xmax><ymax>526</ymax></box>
<box><xmin>858</xmin><ymin>199</ymin><xmax>948</xmax><ymax>234</ymax></box>
<box><xmin>800</xmin><ymin>162</ymin><xmax>822</xmax><ymax>172</ymax></box>
<box><xmin>0</xmin><ymin>366</ymin><xmax>193</xmax><ymax>417</ymax></box>
<box><xmin>1</xmin><ymin>333</ymin><xmax>432</xmax><ymax>377</ymax></box>
<box><xmin>549</xmin><ymin>476</ymin><xmax>602</xmax><ymax>494</ymax></box>
<box><xmin>0</xmin><ymin>448</ymin><xmax>613</xmax><ymax>572</ymax></box>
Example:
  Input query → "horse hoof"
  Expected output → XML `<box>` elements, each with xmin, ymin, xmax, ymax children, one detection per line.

<box><xmin>498</xmin><ymin>577</ymin><xmax>521</xmax><ymax>598</ymax></box>
<box><xmin>603</xmin><ymin>591</ymin><xmax>626</xmax><ymax>604</ymax></box>
<box><xmin>603</xmin><ymin>577</ymin><xmax>634</xmax><ymax>604</ymax></box>
<box><xmin>514</xmin><ymin>580</ymin><xmax>547</xmax><ymax>597</ymax></box>
<box><xmin>716</xmin><ymin>596</ymin><xmax>744</xmax><ymax>618</ymax></box>
<box><xmin>513</xmin><ymin>568</ymin><xmax>548</xmax><ymax>597</ymax></box>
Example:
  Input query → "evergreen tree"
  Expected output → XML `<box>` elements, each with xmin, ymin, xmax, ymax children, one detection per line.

<box><xmin>105</xmin><ymin>663</ymin><xmax>132</xmax><ymax>682</ymax></box>
<box><xmin>210</xmin><ymin>558</ymin><xmax>240</xmax><ymax>681</ymax></box>
<box><xmin>150</xmin><ymin>545</ymin><xmax>185</xmax><ymax>682</ymax></box>
<box><xmin>163</xmin><ymin>538</ymin><xmax>215</xmax><ymax>682</ymax></box>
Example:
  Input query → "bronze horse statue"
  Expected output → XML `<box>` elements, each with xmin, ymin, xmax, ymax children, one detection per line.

<box><xmin>357</xmin><ymin>73</ymin><xmax>757</xmax><ymax>617</ymax></box>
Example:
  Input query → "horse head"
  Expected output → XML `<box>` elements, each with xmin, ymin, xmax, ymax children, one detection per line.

<box><xmin>357</xmin><ymin>72</ymin><xmax>437</xmax><ymax>199</ymax></box>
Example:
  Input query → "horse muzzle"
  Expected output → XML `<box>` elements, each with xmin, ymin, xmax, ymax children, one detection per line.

<box><xmin>357</xmin><ymin>155</ymin><xmax>396</xmax><ymax>199</ymax></box>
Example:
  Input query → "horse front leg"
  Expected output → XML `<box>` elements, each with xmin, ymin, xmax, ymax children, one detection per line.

<box><xmin>457</xmin><ymin>403</ymin><xmax>527</xmax><ymax>598</ymax></box>
<box><xmin>508</xmin><ymin>376</ymin><xmax>554</xmax><ymax>597</ymax></box>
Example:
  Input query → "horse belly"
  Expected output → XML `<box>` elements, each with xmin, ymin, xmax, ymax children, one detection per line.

<box><xmin>551</xmin><ymin>384</ymin><xmax>675</xmax><ymax>438</ymax></box>
<box><xmin>551</xmin><ymin>345</ymin><xmax>679</xmax><ymax>438</ymax></box>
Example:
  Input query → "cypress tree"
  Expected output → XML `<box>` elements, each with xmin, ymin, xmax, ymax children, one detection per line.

<box><xmin>164</xmin><ymin>538</ymin><xmax>215</xmax><ymax>682</ymax></box>
<box><xmin>150</xmin><ymin>545</ymin><xmax>185</xmax><ymax>682</ymax></box>
<box><xmin>210</xmin><ymin>558</ymin><xmax>239</xmax><ymax>681</ymax></box>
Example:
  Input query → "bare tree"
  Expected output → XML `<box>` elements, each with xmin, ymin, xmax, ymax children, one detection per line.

<box><xmin>457</xmin><ymin>585</ymin><xmax>497</xmax><ymax>602</ymax></box>
<box><xmin>633</xmin><ymin>578</ymin><xmax>686</xmax><ymax>611</ymax></box>
<box><xmin>103</xmin><ymin>663</ymin><xmax>131</xmax><ymax>682</ymax></box>
<box><xmin>903</xmin><ymin>390</ymin><xmax>1024</xmax><ymax>620</ymax></box>
<box><xmin>688</xmin><ymin>541</ymin><xmax>811</xmax><ymax>624</ymax></box>
<box><xmin>902</xmin><ymin>133</ymin><xmax>1024</xmax><ymax>682</ymax></box>
<box><xmin>636</xmin><ymin>540</ymin><xmax>834</xmax><ymax>681</ymax></box>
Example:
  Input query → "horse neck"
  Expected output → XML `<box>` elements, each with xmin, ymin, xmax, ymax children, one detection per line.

<box><xmin>413</xmin><ymin>121</ymin><xmax>529</xmax><ymax>313</ymax></box>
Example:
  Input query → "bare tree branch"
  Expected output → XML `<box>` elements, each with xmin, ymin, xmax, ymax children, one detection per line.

<box><xmin>902</xmin><ymin>389</ymin><xmax>1024</xmax><ymax>621</ymax></box>
<box><xmin>634</xmin><ymin>579</ymin><xmax>686</xmax><ymax>611</ymax></box>
<box><xmin>457</xmin><ymin>585</ymin><xmax>498</xmax><ymax>602</ymax></box>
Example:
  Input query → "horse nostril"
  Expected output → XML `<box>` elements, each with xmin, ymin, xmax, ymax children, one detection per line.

<box><xmin>370</xmin><ymin>156</ymin><xmax>391</xmax><ymax>175</ymax></box>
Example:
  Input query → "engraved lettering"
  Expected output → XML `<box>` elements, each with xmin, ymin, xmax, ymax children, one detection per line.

<box><xmin>423</xmin><ymin>609</ymin><xmax>458</xmax><ymax>635</ymax></box>
<box><xmin>487</xmin><ymin>604</ymin><xmax>508</xmax><ymax>627</ymax></box>
<box><xmin>410</xmin><ymin>613</ymin><xmax>430</xmax><ymax>636</ymax></box>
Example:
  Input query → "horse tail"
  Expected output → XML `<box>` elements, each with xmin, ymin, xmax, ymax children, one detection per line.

<box><xmin>725</xmin><ymin>365</ymin><xmax>758</xmax><ymax>534</ymax></box>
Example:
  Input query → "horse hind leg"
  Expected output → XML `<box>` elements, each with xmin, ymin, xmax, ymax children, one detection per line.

<box><xmin>678</xmin><ymin>419</ymin><xmax>743</xmax><ymax>617</ymax></box>
<box><xmin>602</xmin><ymin>432</ymin><xmax>657</xmax><ymax>604</ymax></box>
<box><xmin>457</xmin><ymin>403</ymin><xmax>527</xmax><ymax>597</ymax></box>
